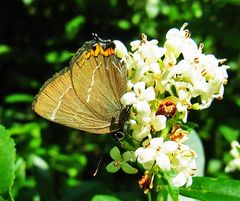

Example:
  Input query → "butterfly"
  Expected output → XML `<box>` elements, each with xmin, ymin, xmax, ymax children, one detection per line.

<box><xmin>32</xmin><ymin>34</ymin><xmax>128</xmax><ymax>134</ymax></box>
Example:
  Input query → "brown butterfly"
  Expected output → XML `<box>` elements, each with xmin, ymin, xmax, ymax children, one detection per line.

<box><xmin>32</xmin><ymin>34</ymin><xmax>128</xmax><ymax>134</ymax></box>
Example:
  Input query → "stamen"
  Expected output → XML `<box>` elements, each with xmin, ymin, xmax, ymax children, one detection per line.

<box><xmin>219</xmin><ymin>58</ymin><xmax>227</xmax><ymax>64</ymax></box>
<box><xmin>181</xmin><ymin>22</ymin><xmax>188</xmax><ymax>31</ymax></box>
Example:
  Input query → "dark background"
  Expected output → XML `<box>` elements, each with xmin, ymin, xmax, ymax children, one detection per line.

<box><xmin>0</xmin><ymin>0</ymin><xmax>240</xmax><ymax>200</ymax></box>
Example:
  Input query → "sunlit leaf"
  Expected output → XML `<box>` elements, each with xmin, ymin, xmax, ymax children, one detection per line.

<box><xmin>11</xmin><ymin>157</ymin><xmax>26</xmax><ymax>197</ymax></box>
<box><xmin>146</xmin><ymin>2</ymin><xmax>159</xmax><ymax>19</ymax></box>
<box><xmin>207</xmin><ymin>159</ymin><xmax>222</xmax><ymax>176</ymax></box>
<box><xmin>22</xmin><ymin>0</ymin><xmax>33</xmax><ymax>6</ymax></box>
<box><xmin>65</xmin><ymin>15</ymin><xmax>86</xmax><ymax>39</ymax></box>
<box><xmin>91</xmin><ymin>194</ymin><xmax>121</xmax><ymax>201</ymax></box>
<box><xmin>0</xmin><ymin>44</ymin><xmax>11</xmax><ymax>55</ymax></box>
<box><xmin>192</xmin><ymin>2</ymin><xmax>202</xmax><ymax>18</ymax></box>
<box><xmin>4</xmin><ymin>93</ymin><xmax>33</xmax><ymax>104</ymax></box>
<box><xmin>218</xmin><ymin>125</ymin><xmax>239</xmax><ymax>143</ymax></box>
<box><xmin>0</xmin><ymin>125</ymin><xmax>16</xmax><ymax>200</ymax></box>
<box><xmin>117</xmin><ymin>20</ymin><xmax>131</xmax><ymax>30</ymax></box>
<box><xmin>180</xmin><ymin>177</ymin><xmax>240</xmax><ymax>201</ymax></box>
<box><xmin>45</xmin><ymin>50</ymin><xmax>72</xmax><ymax>64</ymax></box>
<box><xmin>163</xmin><ymin>171</ymin><xmax>179</xmax><ymax>201</ymax></box>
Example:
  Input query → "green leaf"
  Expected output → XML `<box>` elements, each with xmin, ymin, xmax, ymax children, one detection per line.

<box><xmin>91</xmin><ymin>194</ymin><xmax>121</xmax><ymax>201</ymax></box>
<box><xmin>110</xmin><ymin>146</ymin><xmax>121</xmax><ymax>161</ymax></box>
<box><xmin>163</xmin><ymin>171</ymin><xmax>179</xmax><ymax>201</ymax></box>
<box><xmin>180</xmin><ymin>177</ymin><xmax>240</xmax><ymax>201</ymax></box>
<box><xmin>45</xmin><ymin>50</ymin><xmax>72</xmax><ymax>64</ymax></box>
<box><xmin>117</xmin><ymin>19</ymin><xmax>131</xmax><ymax>30</ymax></box>
<box><xmin>218</xmin><ymin>125</ymin><xmax>239</xmax><ymax>142</ymax></box>
<box><xmin>11</xmin><ymin>157</ymin><xmax>26</xmax><ymax>197</ymax></box>
<box><xmin>0</xmin><ymin>44</ymin><xmax>11</xmax><ymax>55</ymax></box>
<box><xmin>121</xmin><ymin>163</ymin><xmax>138</xmax><ymax>174</ymax></box>
<box><xmin>32</xmin><ymin>155</ymin><xmax>56</xmax><ymax>201</ymax></box>
<box><xmin>0</xmin><ymin>125</ymin><xmax>16</xmax><ymax>200</ymax></box>
<box><xmin>4</xmin><ymin>93</ymin><xmax>33</xmax><ymax>103</ymax></box>
<box><xmin>106</xmin><ymin>161</ymin><xmax>121</xmax><ymax>173</ymax></box>
<box><xmin>65</xmin><ymin>15</ymin><xmax>85</xmax><ymax>39</ymax></box>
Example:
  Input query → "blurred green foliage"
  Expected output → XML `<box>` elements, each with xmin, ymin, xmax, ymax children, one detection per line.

<box><xmin>0</xmin><ymin>126</ymin><xmax>16</xmax><ymax>201</ymax></box>
<box><xmin>0</xmin><ymin>0</ymin><xmax>240</xmax><ymax>200</ymax></box>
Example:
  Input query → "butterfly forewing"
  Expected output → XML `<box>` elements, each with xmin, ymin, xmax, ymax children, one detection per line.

<box><xmin>71</xmin><ymin>52</ymin><xmax>127</xmax><ymax>132</ymax></box>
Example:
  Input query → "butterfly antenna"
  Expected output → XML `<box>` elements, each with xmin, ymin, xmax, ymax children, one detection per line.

<box><xmin>93</xmin><ymin>138</ymin><xmax>110</xmax><ymax>176</ymax></box>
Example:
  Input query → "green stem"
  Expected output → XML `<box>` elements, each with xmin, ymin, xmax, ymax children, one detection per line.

<box><xmin>147</xmin><ymin>191</ymin><xmax>152</xmax><ymax>201</ymax></box>
<box><xmin>149</xmin><ymin>189</ymin><xmax>169</xmax><ymax>201</ymax></box>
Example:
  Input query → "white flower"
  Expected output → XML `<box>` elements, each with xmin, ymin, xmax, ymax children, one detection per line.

<box><xmin>136</xmin><ymin>138</ymin><xmax>197</xmax><ymax>187</ymax></box>
<box><xmin>143</xmin><ymin>86</ymin><xmax>155</xmax><ymax>101</ymax></box>
<box><xmin>113</xmin><ymin>40</ymin><xmax>128</xmax><ymax>58</ymax></box>
<box><xmin>156</xmin><ymin>153</ymin><xmax>171</xmax><ymax>171</ymax></box>
<box><xmin>129</xmin><ymin>36</ymin><xmax>165</xmax><ymax>84</ymax></box>
<box><xmin>121</xmin><ymin>82</ymin><xmax>156</xmax><ymax>107</ymax></box>
<box><xmin>176</xmin><ymin>102</ymin><xmax>188</xmax><ymax>123</ymax></box>
<box><xmin>141</xmin><ymin>41</ymin><xmax>166</xmax><ymax>60</ymax></box>
<box><xmin>172</xmin><ymin>172</ymin><xmax>187</xmax><ymax>187</ymax></box>
<box><xmin>134</xmin><ymin>100</ymin><xmax>151</xmax><ymax>115</ymax></box>
<box><xmin>134</xmin><ymin>81</ymin><xmax>145</xmax><ymax>93</ymax></box>
<box><xmin>135</xmin><ymin>137</ymin><xmax>197</xmax><ymax>187</ymax></box>
<box><xmin>121</xmin><ymin>92</ymin><xmax>136</xmax><ymax>105</ymax></box>
<box><xmin>135</xmin><ymin>137</ymin><xmax>178</xmax><ymax>171</ymax></box>
<box><xmin>231</xmin><ymin>141</ymin><xmax>240</xmax><ymax>157</ymax></box>
<box><xmin>225</xmin><ymin>141</ymin><xmax>240</xmax><ymax>173</ymax></box>
<box><xmin>135</xmin><ymin>147</ymin><xmax>156</xmax><ymax>169</ymax></box>
<box><xmin>151</xmin><ymin>115</ymin><xmax>167</xmax><ymax>131</ymax></box>
<box><xmin>164</xmin><ymin>23</ymin><xmax>195</xmax><ymax>61</ymax></box>
<box><xmin>130</xmin><ymin>40</ymin><xmax>141</xmax><ymax>51</ymax></box>
<box><xmin>132</xmin><ymin>124</ymin><xmax>151</xmax><ymax>141</ymax></box>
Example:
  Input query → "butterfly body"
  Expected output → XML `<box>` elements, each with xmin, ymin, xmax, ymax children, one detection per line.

<box><xmin>33</xmin><ymin>35</ymin><xmax>128</xmax><ymax>134</ymax></box>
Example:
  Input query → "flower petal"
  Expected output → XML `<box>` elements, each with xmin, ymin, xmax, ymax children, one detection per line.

<box><xmin>172</xmin><ymin>172</ymin><xmax>187</xmax><ymax>187</ymax></box>
<box><xmin>110</xmin><ymin>146</ymin><xmax>122</xmax><ymax>161</ymax></box>
<box><xmin>106</xmin><ymin>161</ymin><xmax>121</xmax><ymax>173</ymax></box>
<box><xmin>161</xmin><ymin>141</ymin><xmax>178</xmax><ymax>154</ymax></box>
<box><xmin>121</xmin><ymin>92</ymin><xmax>136</xmax><ymax>105</ymax></box>
<box><xmin>122</xmin><ymin>163</ymin><xmax>138</xmax><ymax>174</ymax></box>
<box><xmin>156</xmin><ymin>153</ymin><xmax>171</xmax><ymax>171</ymax></box>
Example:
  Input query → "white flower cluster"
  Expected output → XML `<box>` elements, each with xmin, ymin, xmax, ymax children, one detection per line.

<box><xmin>135</xmin><ymin>137</ymin><xmax>196</xmax><ymax>187</ymax></box>
<box><xmin>114</xmin><ymin>24</ymin><xmax>229</xmax><ymax>189</ymax></box>
<box><xmin>225</xmin><ymin>141</ymin><xmax>240</xmax><ymax>173</ymax></box>
<box><xmin>160</xmin><ymin>23</ymin><xmax>229</xmax><ymax>122</ymax></box>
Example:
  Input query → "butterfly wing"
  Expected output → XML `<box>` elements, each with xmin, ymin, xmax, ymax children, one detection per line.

<box><xmin>32</xmin><ymin>68</ymin><xmax>114</xmax><ymax>134</ymax></box>
<box><xmin>71</xmin><ymin>51</ymin><xmax>127</xmax><ymax>132</ymax></box>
